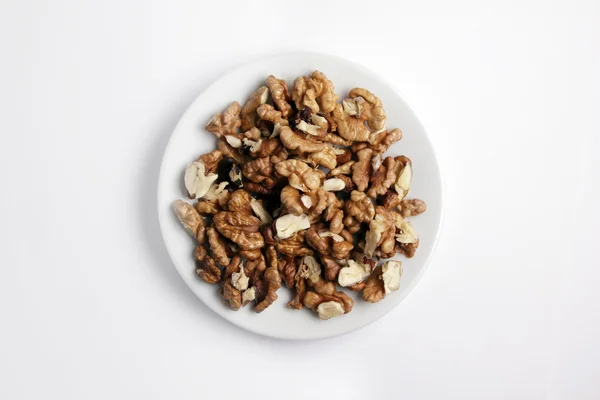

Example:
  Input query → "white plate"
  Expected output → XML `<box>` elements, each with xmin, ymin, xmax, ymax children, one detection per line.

<box><xmin>157</xmin><ymin>53</ymin><xmax>443</xmax><ymax>340</ymax></box>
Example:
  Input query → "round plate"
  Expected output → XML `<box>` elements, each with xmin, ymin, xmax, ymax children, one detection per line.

<box><xmin>158</xmin><ymin>53</ymin><xmax>442</xmax><ymax>340</ymax></box>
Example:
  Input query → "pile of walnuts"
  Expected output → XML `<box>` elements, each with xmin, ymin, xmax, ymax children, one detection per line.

<box><xmin>172</xmin><ymin>71</ymin><xmax>426</xmax><ymax>320</ymax></box>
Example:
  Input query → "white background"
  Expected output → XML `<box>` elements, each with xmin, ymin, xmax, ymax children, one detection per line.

<box><xmin>1</xmin><ymin>1</ymin><xmax>599</xmax><ymax>399</ymax></box>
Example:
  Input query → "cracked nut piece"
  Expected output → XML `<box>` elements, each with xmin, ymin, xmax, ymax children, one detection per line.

<box><xmin>228</xmin><ymin>189</ymin><xmax>253</xmax><ymax>214</ymax></box>
<box><xmin>242</xmin><ymin>157</ymin><xmax>275</xmax><ymax>188</ymax></box>
<box><xmin>280</xmin><ymin>185</ymin><xmax>308</xmax><ymax>216</ymax></box>
<box><xmin>195</xmin><ymin>200</ymin><xmax>221</xmax><ymax>215</ymax></box>
<box><xmin>332</xmin><ymin>240</ymin><xmax>353</xmax><ymax>260</ymax></box>
<box><xmin>368</xmin><ymin>128</ymin><xmax>402</xmax><ymax>153</ymax></box>
<box><xmin>288</xmin><ymin>274</ymin><xmax>306</xmax><ymax>310</ymax></box>
<box><xmin>382</xmin><ymin>191</ymin><xmax>401</xmax><ymax>210</ymax></box>
<box><xmin>329</xmin><ymin>161</ymin><xmax>355</xmax><ymax>177</ymax></box>
<box><xmin>362</xmin><ymin>266</ymin><xmax>385</xmax><ymax>303</ymax></box>
<box><xmin>222</xmin><ymin>281</ymin><xmax>242</xmax><ymax>310</ymax></box>
<box><xmin>241</xmin><ymin>86</ymin><xmax>269</xmax><ymax>130</ymax></box>
<box><xmin>240</xmin><ymin>248</ymin><xmax>262</xmax><ymax>261</ymax></box>
<box><xmin>275</xmin><ymin>213</ymin><xmax>310</xmax><ymax>240</ymax></box>
<box><xmin>317</xmin><ymin>301</ymin><xmax>345</xmax><ymax>320</ymax></box>
<box><xmin>348</xmin><ymin>88</ymin><xmax>386</xmax><ymax>131</ymax></box>
<box><xmin>331</xmin><ymin>103</ymin><xmax>370</xmax><ymax>142</ymax></box>
<box><xmin>275</xmin><ymin>159</ymin><xmax>324</xmax><ymax>192</ymax></box>
<box><xmin>395</xmin><ymin>215</ymin><xmax>418</xmax><ymax>244</ymax></box>
<box><xmin>184</xmin><ymin>160</ymin><xmax>220</xmax><ymax>199</ymax></box>
<box><xmin>173</xmin><ymin>200</ymin><xmax>206</xmax><ymax>243</ymax></box>
<box><xmin>266</xmin><ymin>75</ymin><xmax>292</xmax><ymax>118</ymax></box>
<box><xmin>206</xmin><ymin>101</ymin><xmax>242</xmax><ymax>138</ymax></box>
<box><xmin>364</xmin><ymin>208</ymin><xmax>395</xmax><ymax>257</ymax></box>
<box><xmin>394</xmin><ymin>156</ymin><xmax>412</xmax><ymax>199</ymax></box>
<box><xmin>338</xmin><ymin>259</ymin><xmax>372</xmax><ymax>287</ymax></box>
<box><xmin>254</xmin><ymin>266</ymin><xmax>281</xmax><ymax>313</ymax></box>
<box><xmin>279</xmin><ymin>126</ymin><xmax>327</xmax><ymax>154</ymax></box>
<box><xmin>207</xmin><ymin>227</ymin><xmax>230</xmax><ymax>267</ymax></box>
<box><xmin>303</xmin><ymin>290</ymin><xmax>353</xmax><ymax>319</ymax></box>
<box><xmin>381</xmin><ymin>260</ymin><xmax>402</xmax><ymax>295</ymax></box>
<box><xmin>399</xmin><ymin>198</ymin><xmax>427</xmax><ymax>217</ymax></box>
<box><xmin>217</xmin><ymin>139</ymin><xmax>247</xmax><ymax>165</ymax></box>
<box><xmin>231</xmin><ymin>261</ymin><xmax>249</xmax><ymax>291</ymax></box>
<box><xmin>276</xmin><ymin>231</ymin><xmax>313</xmax><ymax>257</ymax></box>
<box><xmin>307</xmin><ymin>146</ymin><xmax>337</xmax><ymax>169</ymax></box>
<box><xmin>367</xmin><ymin>156</ymin><xmax>397</xmax><ymax>198</ymax></box>
<box><xmin>352</xmin><ymin>148</ymin><xmax>373</xmax><ymax>191</ymax></box>
<box><xmin>291</xmin><ymin>71</ymin><xmax>338</xmax><ymax>114</ymax></box>
<box><xmin>278</xmin><ymin>256</ymin><xmax>296</xmax><ymax>288</ymax></box>
<box><xmin>256</xmin><ymin>104</ymin><xmax>285</xmax><ymax>125</ymax></box>
<box><xmin>321</xmin><ymin>255</ymin><xmax>341</xmax><ymax>281</ymax></box>
<box><xmin>213</xmin><ymin>211</ymin><xmax>264</xmax><ymax>250</ymax></box>
<box><xmin>345</xmin><ymin>190</ymin><xmax>375</xmax><ymax>223</ymax></box>
<box><xmin>203</xmin><ymin>182</ymin><xmax>230</xmax><ymax>206</ymax></box>
<box><xmin>322</xmin><ymin>178</ymin><xmax>345</xmax><ymax>191</ymax></box>
<box><xmin>241</xmin><ymin>287</ymin><xmax>256</xmax><ymax>306</ymax></box>
<box><xmin>250</xmin><ymin>198</ymin><xmax>273</xmax><ymax>225</ymax></box>
<box><xmin>196</xmin><ymin>255</ymin><xmax>221</xmax><ymax>284</ymax></box>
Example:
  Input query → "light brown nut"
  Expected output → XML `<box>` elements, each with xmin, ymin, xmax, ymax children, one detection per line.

<box><xmin>381</xmin><ymin>260</ymin><xmax>402</xmax><ymax>294</ymax></box>
<box><xmin>362</xmin><ymin>266</ymin><xmax>385</xmax><ymax>303</ymax></box>
<box><xmin>223</xmin><ymin>256</ymin><xmax>242</xmax><ymax>280</ymax></box>
<box><xmin>349</xmin><ymin>88</ymin><xmax>386</xmax><ymax>131</ymax></box>
<box><xmin>218</xmin><ymin>138</ymin><xmax>247</xmax><ymax>165</ymax></box>
<box><xmin>288</xmin><ymin>276</ymin><xmax>306</xmax><ymax>310</ymax></box>
<box><xmin>172</xmin><ymin>200</ymin><xmax>206</xmax><ymax>243</ymax></box>
<box><xmin>329</xmin><ymin>209</ymin><xmax>344</xmax><ymax>234</ymax></box>
<box><xmin>367</xmin><ymin>156</ymin><xmax>398</xmax><ymax>198</ymax></box>
<box><xmin>195</xmin><ymin>200</ymin><xmax>221</xmax><ymax>215</ymax></box>
<box><xmin>222</xmin><ymin>281</ymin><xmax>242</xmax><ymax>310</ymax></box>
<box><xmin>254</xmin><ymin>266</ymin><xmax>281</xmax><ymax>313</ymax></box>
<box><xmin>352</xmin><ymin>148</ymin><xmax>373</xmax><ymax>191</ymax></box>
<box><xmin>331</xmin><ymin>103</ymin><xmax>370</xmax><ymax>142</ymax></box>
<box><xmin>266</xmin><ymin>75</ymin><xmax>292</xmax><ymax>118</ymax></box>
<box><xmin>336</xmin><ymin>175</ymin><xmax>356</xmax><ymax>191</ymax></box>
<box><xmin>368</xmin><ymin>128</ymin><xmax>402</xmax><ymax>153</ymax></box>
<box><xmin>203</xmin><ymin>182</ymin><xmax>230</xmax><ymax>208</ymax></box>
<box><xmin>303</xmin><ymin>290</ymin><xmax>353</xmax><ymax>317</ymax></box>
<box><xmin>364</xmin><ymin>206</ymin><xmax>396</xmax><ymax>256</ymax></box>
<box><xmin>329</xmin><ymin>161</ymin><xmax>354</xmax><ymax>177</ymax></box>
<box><xmin>256</xmin><ymin>104</ymin><xmax>284</xmax><ymax>124</ymax></box>
<box><xmin>393</xmin><ymin>156</ymin><xmax>412</xmax><ymax>199</ymax></box>
<box><xmin>332</xmin><ymin>240</ymin><xmax>353</xmax><ymax>260</ymax></box>
<box><xmin>351</xmin><ymin>142</ymin><xmax>368</xmax><ymax>153</ymax></box>
<box><xmin>396</xmin><ymin>239</ymin><xmax>419</xmax><ymax>258</ymax></box>
<box><xmin>281</xmin><ymin>185</ymin><xmax>307</xmax><ymax>216</ymax></box>
<box><xmin>242</xmin><ymin>157</ymin><xmax>275</xmax><ymax>188</ymax></box>
<box><xmin>241</xmin><ymin>86</ymin><xmax>269</xmax><ymax>131</ymax></box>
<box><xmin>243</xmin><ymin>181</ymin><xmax>273</xmax><ymax>196</ymax></box>
<box><xmin>250</xmin><ymin>138</ymin><xmax>284</xmax><ymax>159</ymax></box>
<box><xmin>292</xmin><ymin>76</ymin><xmax>322</xmax><ymax>113</ymax></box>
<box><xmin>184</xmin><ymin>160</ymin><xmax>219</xmax><ymax>199</ymax></box>
<box><xmin>245</xmin><ymin>256</ymin><xmax>267</xmax><ymax>285</ymax></box>
<box><xmin>197</xmin><ymin>150</ymin><xmax>223</xmax><ymax>174</ymax></box>
<box><xmin>345</xmin><ymin>191</ymin><xmax>375</xmax><ymax>223</ymax></box>
<box><xmin>227</xmin><ymin>189</ymin><xmax>253</xmax><ymax>214</ymax></box>
<box><xmin>382</xmin><ymin>191</ymin><xmax>401</xmax><ymax>210</ymax></box>
<box><xmin>276</xmin><ymin>231</ymin><xmax>314</xmax><ymax>257</ymax></box>
<box><xmin>213</xmin><ymin>211</ymin><xmax>264</xmax><ymax>250</ymax></box>
<box><xmin>206</xmin><ymin>101</ymin><xmax>242</xmax><ymax>138</ymax></box>
<box><xmin>307</xmin><ymin>189</ymin><xmax>329</xmax><ymax>219</ymax></box>
<box><xmin>195</xmin><ymin>255</ymin><xmax>221</xmax><ymax>284</ymax></box>
<box><xmin>311</xmin><ymin>71</ymin><xmax>338</xmax><ymax>113</ymax></box>
<box><xmin>343</xmin><ymin>214</ymin><xmax>361</xmax><ymax>234</ymax></box>
<box><xmin>279</xmin><ymin>126</ymin><xmax>327</xmax><ymax>154</ymax></box>
<box><xmin>265</xmin><ymin>245</ymin><xmax>278</xmax><ymax>270</ymax></box>
<box><xmin>307</xmin><ymin>146</ymin><xmax>337</xmax><ymax>169</ymax></box>
<box><xmin>207</xmin><ymin>227</ymin><xmax>230</xmax><ymax>267</ymax></box>
<box><xmin>194</xmin><ymin>245</ymin><xmax>208</xmax><ymax>263</ymax></box>
<box><xmin>399</xmin><ymin>198</ymin><xmax>427</xmax><ymax>217</ymax></box>
<box><xmin>275</xmin><ymin>159</ymin><xmax>324</xmax><ymax>192</ymax></box>
<box><xmin>270</xmin><ymin>145</ymin><xmax>289</xmax><ymax>164</ymax></box>
<box><xmin>240</xmin><ymin>248</ymin><xmax>262</xmax><ymax>261</ymax></box>
<box><xmin>243</xmin><ymin>127</ymin><xmax>262</xmax><ymax>141</ymax></box>
<box><xmin>305</xmin><ymin>225</ymin><xmax>329</xmax><ymax>254</ymax></box>
<box><xmin>278</xmin><ymin>255</ymin><xmax>296</xmax><ymax>288</ymax></box>
<box><xmin>340</xmin><ymin>229</ymin><xmax>354</xmax><ymax>243</ymax></box>
<box><xmin>321</xmin><ymin>255</ymin><xmax>341</xmax><ymax>281</ymax></box>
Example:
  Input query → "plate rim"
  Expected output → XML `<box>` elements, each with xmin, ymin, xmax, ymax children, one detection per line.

<box><xmin>157</xmin><ymin>52</ymin><xmax>444</xmax><ymax>340</ymax></box>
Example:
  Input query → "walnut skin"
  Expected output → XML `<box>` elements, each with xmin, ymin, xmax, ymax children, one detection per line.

<box><xmin>222</xmin><ymin>281</ymin><xmax>242</xmax><ymax>310</ymax></box>
<box><xmin>213</xmin><ymin>211</ymin><xmax>264</xmax><ymax>250</ymax></box>
<box><xmin>243</xmin><ymin>181</ymin><xmax>274</xmax><ymax>196</ymax></box>
<box><xmin>275</xmin><ymin>159</ymin><xmax>324</xmax><ymax>192</ymax></box>
<box><xmin>348</xmin><ymin>88</ymin><xmax>386</xmax><ymax>131</ymax></box>
<box><xmin>279</xmin><ymin>126</ymin><xmax>327</xmax><ymax>154</ymax></box>
<box><xmin>172</xmin><ymin>200</ymin><xmax>206</xmax><ymax>243</ymax></box>
<box><xmin>399</xmin><ymin>199</ymin><xmax>427</xmax><ymax>217</ymax></box>
<box><xmin>278</xmin><ymin>256</ymin><xmax>296</xmax><ymax>288</ymax></box>
<box><xmin>207</xmin><ymin>227</ymin><xmax>230</xmax><ymax>267</ymax></box>
<box><xmin>291</xmin><ymin>71</ymin><xmax>338</xmax><ymax>114</ymax></box>
<box><xmin>345</xmin><ymin>191</ymin><xmax>375</xmax><ymax>223</ymax></box>
<box><xmin>276</xmin><ymin>231</ymin><xmax>314</xmax><ymax>257</ymax></box>
<box><xmin>288</xmin><ymin>276</ymin><xmax>306</xmax><ymax>310</ymax></box>
<box><xmin>241</xmin><ymin>86</ymin><xmax>269</xmax><ymax>130</ymax></box>
<box><xmin>206</xmin><ymin>101</ymin><xmax>242</xmax><ymax>138</ymax></box>
<box><xmin>254</xmin><ymin>266</ymin><xmax>281</xmax><ymax>313</ymax></box>
<box><xmin>266</xmin><ymin>75</ymin><xmax>292</xmax><ymax>118</ymax></box>
<box><xmin>367</xmin><ymin>156</ymin><xmax>397</xmax><ymax>198</ymax></box>
<box><xmin>321</xmin><ymin>255</ymin><xmax>341</xmax><ymax>281</ymax></box>
<box><xmin>242</xmin><ymin>157</ymin><xmax>275</xmax><ymax>188</ymax></box>
<box><xmin>307</xmin><ymin>145</ymin><xmax>337</xmax><ymax>169</ymax></box>
<box><xmin>368</xmin><ymin>128</ymin><xmax>402</xmax><ymax>153</ymax></box>
<box><xmin>352</xmin><ymin>148</ymin><xmax>373</xmax><ymax>191</ymax></box>
<box><xmin>217</xmin><ymin>138</ymin><xmax>247</xmax><ymax>165</ymax></box>
<box><xmin>196</xmin><ymin>255</ymin><xmax>221</xmax><ymax>284</ymax></box>
<box><xmin>332</xmin><ymin>103</ymin><xmax>370</xmax><ymax>142</ymax></box>
<box><xmin>195</xmin><ymin>200</ymin><xmax>220</xmax><ymax>215</ymax></box>
<box><xmin>362</xmin><ymin>266</ymin><xmax>385</xmax><ymax>303</ymax></box>
<box><xmin>280</xmin><ymin>185</ymin><xmax>307</xmax><ymax>216</ymax></box>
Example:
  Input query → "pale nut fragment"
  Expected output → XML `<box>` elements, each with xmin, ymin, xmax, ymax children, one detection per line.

<box><xmin>381</xmin><ymin>260</ymin><xmax>402</xmax><ymax>295</ymax></box>
<box><xmin>275</xmin><ymin>213</ymin><xmax>311</xmax><ymax>240</ymax></box>
<box><xmin>231</xmin><ymin>261</ymin><xmax>249</xmax><ymax>291</ymax></box>
<box><xmin>296</xmin><ymin>120</ymin><xmax>321</xmax><ymax>136</ymax></box>
<box><xmin>394</xmin><ymin>157</ymin><xmax>412</xmax><ymax>199</ymax></box>
<box><xmin>316</xmin><ymin>301</ymin><xmax>345</xmax><ymax>320</ymax></box>
<box><xmin>311</xmin><ymin>114</ymin><xmax>328</xmax><ymax>129</ymax></box>
<box><xmin>250</xmin><ymin>198</ymin><xmax>273</xmax><ymax>225</ymax></box>
<box><xmin>203</xmin><ymin>182</ymin><xmax>229</xmax><ymax>203</ymax></box>
<box><xmin>300</xmin><ymin>195</ymin><xmax>312</xmax><ymax>208</ymax></box>
<box><xmin>242</xmin><ymin>138</ymin><xmax>263</xmax><ymax>153</ymax></box>
<box><xmin>298</xmin><ymin>255</ymin><xmax>322</xmax><ymax>284</ymax></box>
<box><xmin>338</xmin><ymin>259</ymin><xmax>372</xmax><ymax>287</ymax></box>
<box><xmin>225</xmin><ymin>135</ymin><xmax>242</xmax><ymax>148</ymax></box>
<box><xmin>172</xmin><ymin>200</ymin><xmax>206</xmax><ymax>243</ymax></box>
<box><xmin>332</xmin><ymin>103</ymin><xmax>370</xmax><ymax>142</ymax></box>
<box><xmin>184</xmin><ymin>161</ymin><xmax>219</xmax><ymax>199</ymax></box>
<box><xmin>395</xmin><ymin>216</ymin><xmax>418</xmax><ymax>244</ymax></box>
<box><xmin>319</xmin><ymin>231</ymin><xmax>344</xmax><ymax>242</ymax></box>
<box><xmin>241</xmin><ymin>287</ymin><xmax>256</xmax><ymax>306</ymax></box>
<box><xmin>322</xmin><ymin>178</ymin><xmax>345</xmax><ymax>192</ymax></box>
<box><xmin>364</xmin><ymin>213</ymin><xmax>391</xmax><ymax>256</ymax></box>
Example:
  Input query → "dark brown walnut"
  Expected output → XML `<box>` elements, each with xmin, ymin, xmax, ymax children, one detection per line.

<box><xmin>254</xmin><ymin>266</ymin><xmax>281</xmax><ymax>313</ymax></box>
<box><xmin>222</xmin><ymin>281</ymin><xmax>242</xmax><ymax>310</ymax></box>
<box><xmin>335</xmin><ymin>149</ymin><xmax>352</xmax><ymax>165</ymax></box>
<box><xmin>352</xmin><ymin>148</ymin><xmax>373</xmax><ymax>191</ymax></box>
<box><xmin>251</xmin><ymin>138</ymin><xmax>285</xmax><ymax>159</ymax></box>
<box><xmin>399</xmin><ymin>199</ymin><xmax>427</xmax><ymax>217</ymax></box>
<box><xmin>367</xmin><ymin>156</ymin><xmax>398</xmax><ymax>198</ymax></box>
<box><xmin>195</xmin><ymin>255</ymin><xmax>221</xmax><ymax>284</ymax></box>
<box><xmin>206</xmin><ymin>102</ymin><xmax>242</xmax><ymax>138</ymax></box>
<box><xmin>217</xmin><ymin>139</ymin><xmax>247</xmax><ymax>166</ymax></box>
<box><xmin>303</xmin><ymin>290</ymin><xmax>354</xmax><ymax>314</ymax></box>
<box><xmin>265</xmin><ymin>245</ymin><xmax>278</xmax><ymax>270</ymax></box>
<box><xmin>278</xmin><ymin>256</ymin><xmax>296</xmax><ymax>288</ymax></box>
<box><xmin>262</xmin><ymin>225</ymin><xmax>276</xmax><ymax>245</ymax></box>
<box><xmin>243</xmin><ymin>181</ymin><xmax>274</xmax><ymax>196</ymax></box>
<box><xmin>207</xmin><ymin>227</ymin><xmax>231</xmax><ymax>267</ymax></box>
<box><xmin>305</xmin><ymin>225</ymin><xmax>329</xmax><ymax>254</ymax></box>
<box><xmin>382</xmin><ymin>191</ymin><xmax>401</xmax><ymax>210</ymax></box>
<box><xmin>227</xmin><ymin>189</ymin><xmax>253</xmax><ymax>214</ymax></box>
<box><xmin>288</xmin><ymin>276</ymin><xmax>306</xmax><ymax>310</ymax></box>
<box><xmin>345</xmin><ymin>190</ymin><xmax>375</xmax><ymax>223</ymax></box>
<box><xmin>280</xmin><ymin>185</ymin><xmax>307</xmax><ymax>216</ymax></box>
<box><xmin>245</xmin><ymin>256</ymin><xmax>267</xmax><ymax>285</ymax></box>
<box><xmin>362</xmin><ymin>266</ymin><xmax>385</xmax><ymax>303</ymax></box>
<box><xmin>240</xmin><ymin>248</ymin><xmax>262</xmax><ymax>260</ymax></box>
<box><xmin>368</xmin><ymin>128</ymin><xmax>402</xmax><ymax>153</ymax></box>
<box><xmin>223</xmin><ymin>256</ymin><xmax>242</xmax><ymax>280</ymax></box>
<box><xmin>266</xmin><ymin>75</ymin><xmax>292</xmax><ymax>118</ymax></box>
<box><xmin>195</xmin><ymin>200</ymin><xmax>221</xmax><ymax>215</ymax></box>
<box><xmin>242</xmin><ymin>157</ymin><xmax>275</xmax><ymax>188</ymax></box>
<box><xmin>213</xmin><ymin>211</ymin><xmax>264</xmax><ymax>250</ymax></box>
<box><xmin>276</xmin><ymin>231</ymin><xmax>314</xmax><ymax>257</ymax></box>
<box><xmin>321</xmin><ymin>255</ymin><xmax>341</xmax><ymax>281</ymax></box>
<box><xmin>194</xmin><ymin>245</ymin><xmax>208</xmax><ymax>263</ymax></box>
